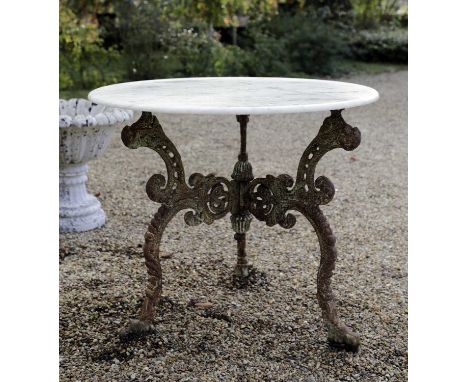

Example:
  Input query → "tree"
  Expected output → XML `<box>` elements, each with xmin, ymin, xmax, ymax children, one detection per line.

<box><xmin>181</xmin><ymin>0</ymin><xmax>278</xmax><ymax>41</ymax></box>
<box><xmin>61</xmin><ymin>0</ymin><xmax>114</xmax><ymax>22</ymax></box>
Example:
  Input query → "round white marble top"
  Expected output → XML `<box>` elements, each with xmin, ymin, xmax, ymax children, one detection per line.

<box><xmin>88</xmin><ymin>77</ymin><xmax>379</xmax><ymax>115</ymax></box>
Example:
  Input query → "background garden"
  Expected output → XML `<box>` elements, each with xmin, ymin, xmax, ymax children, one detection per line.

<box><xmin>60</xmin><ymin>0</ymin><xmax>408</xmax><ymax>97</ymax></box>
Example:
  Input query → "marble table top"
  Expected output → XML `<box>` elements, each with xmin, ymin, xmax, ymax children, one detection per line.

<box><xmin>88</xmin><ymin>77</ymin><xmax>379</xmax><ymax>115</ymax></box>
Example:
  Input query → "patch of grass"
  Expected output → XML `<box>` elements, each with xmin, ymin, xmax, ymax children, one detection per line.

<box><xmin>281</xmin><ymin>60</ymin><xmax>406</xmax><ymax>79</ymax></box>
<box><xmin>336</xmin><ymin>59</ymin><xmax>407</xmax><ymax>76</ymax></box>
<box><xmin>59</xmin><ymin>89</ymin><xmax>92</xmax><ymax>100</ymax></box>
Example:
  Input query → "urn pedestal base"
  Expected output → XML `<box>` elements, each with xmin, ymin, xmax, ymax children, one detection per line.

<box><xmin>59</xmin><ymin>163</ymin><xmax>106</xmax><ymax>233</ymax></box>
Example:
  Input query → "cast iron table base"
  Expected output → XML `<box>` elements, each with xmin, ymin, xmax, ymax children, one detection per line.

<box><xmin>120</xmin><ymin>110</ymin><xmax>361</xmax><ymax>352</ymax></box>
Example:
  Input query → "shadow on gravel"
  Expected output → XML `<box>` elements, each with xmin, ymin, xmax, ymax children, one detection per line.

<box><xmin>217</xmin><ymin>268</ymin><xmax>269</xmax><ymax>290</ymax></box>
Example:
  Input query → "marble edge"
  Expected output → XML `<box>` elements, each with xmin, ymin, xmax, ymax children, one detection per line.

<box><xmin>88</xmin><ymin>90</ymin><xmax>379</xmax><ymax>115</ymax></box>
<box><xmin>88</xmin><ymin>78</ymin><xmax>379</xmax><ymax>115</ymax></box>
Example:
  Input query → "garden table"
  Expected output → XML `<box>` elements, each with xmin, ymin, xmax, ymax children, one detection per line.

<box><xmin>89</xmin><ymin>77</ymin><xmax>379</xmax><ymax>352</ymax></box>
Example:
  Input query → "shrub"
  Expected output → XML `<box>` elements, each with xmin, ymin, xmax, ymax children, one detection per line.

<box><xmin>211</xmin><ymin>44</ymin><xmax>252</xmax><ymax>76</ymax></box>
<box><xmin>248</xmin><ymin>10</ymin><xmax>349</xmax><ymax>76</ymax></box>
<box><xmin>167</xmin><ymin>28</ymin><xmax>218</xmax><ymax>77</ymax></box>
<box><xmin>115</xmin><ymin>2</ymin><xmax>250</xmax><ymax>79</ymax></box>
<box><xmin>351</xmin><ymin>0</ymin><xmax>402</xmax><ymax>29</ymax></box>
<box><xmin>283</xmin><ymin>14</ymin><xmax>349</xmax><ymax>75</ymax></box>
<box><xmin>305</xmin><ymin>0</ymin><xmax>353</xmax><ymax>18</ymax></box>
<box><xmin>59</xmin><ymin>4</ymin><xmax>122</xmax><ymax>90</ymax></box>
<box><xmin>242</xmin><ymin>30</ymin><xmax>291</xmax><ymax>76</ymax></box>
<box><xmin>115</xmin><ymin>1</ymin><xmax>177</xmax><ymax>80</ymax></box>
<box><xmin>350</xmin><ymin>28</ymin><xmax>407</xmax><ymax>63</ymax></box>
<box><xmin>170</xmin><ymin>31</ymin><xmax>252</xmax><ymax>77</ymax></box>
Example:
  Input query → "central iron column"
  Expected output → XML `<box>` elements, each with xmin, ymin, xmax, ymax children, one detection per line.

<box><xmin>230</xmin><ymin>115</ymin><xmax>253</xmax><ymax>278</ymax></box>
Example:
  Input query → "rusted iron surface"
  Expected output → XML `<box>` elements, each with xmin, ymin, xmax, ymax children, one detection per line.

<box><xmin>121</xmin><ymin>112</ymin><xmax>232</xmax><ymax>225</ymax></box>
<box><xmin>120</xmin><ymin>110</ymin><xmax>361</xmax><ymax>351</ymax></box>
<box><xmin>247</xmin><ymin>109</ymin><xmax>361</xmax><ymax>351</ymax></box>
<box><xmin>231</xmin><ymin>115</ymin><xmax>254</xmax><ymax>278</ymax></box>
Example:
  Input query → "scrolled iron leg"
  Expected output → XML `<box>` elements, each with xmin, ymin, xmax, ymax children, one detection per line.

<box><xmin>303</xmin><ymin>205</ymin><xmax>360</xmax><ymax>352</ymax></box>
<box><xmin>120</xmin><ymin>205</ymin><xmax>179</xmax><ymax>338</ymax></box>
<box><xmin>248</xmin><ymin>110</ymin><xmax>362</xmax><ymax>351</ymax></box>
<box><xmin>119</xmin><ymin>112</ymin><xmax>232</xmax><ymax>339</ymax></box>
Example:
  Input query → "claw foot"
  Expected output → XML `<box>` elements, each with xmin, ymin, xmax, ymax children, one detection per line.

<box><xmin>234</xmin><ymin>263</ymin><xmax>253</xmax><ymax>279</ymax></box>
<box><xmin>327</xmin><ymin>323</ymin><xmax>360</xmax><ymax>352</ymax></box>
<box><xmin>119</xmin><ymin>319</ymin><xmax>155</xmax><ymax>341</ymax></box>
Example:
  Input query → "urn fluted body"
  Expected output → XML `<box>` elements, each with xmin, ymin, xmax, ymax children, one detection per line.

<box><xmin>59</xmin><ymin>99</ymin><xmax>134</xmax><ymax>232</ymax></box>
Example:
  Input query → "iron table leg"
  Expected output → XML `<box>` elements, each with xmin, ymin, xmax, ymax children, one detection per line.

<box><xmin>248</xmin><ymin>110</ymin><xmax>361</xmax><ymax>351</ymax></box>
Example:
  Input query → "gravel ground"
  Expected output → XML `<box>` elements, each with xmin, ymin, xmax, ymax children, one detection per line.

<box><xmin>60</xmin><ymin>71</ymin><xmax>407</xmax><ymax>381</ymax></box>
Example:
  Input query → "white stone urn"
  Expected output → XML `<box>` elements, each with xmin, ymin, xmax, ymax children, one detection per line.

<box><xmin>59</xmin><ymin>99</ymin><xmax>134</xmax><ymax>233</ymax></box>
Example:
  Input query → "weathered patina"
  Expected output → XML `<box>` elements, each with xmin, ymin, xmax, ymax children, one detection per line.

<box><xmin>120</xmin><ymin>110</ymin><xmax>361</xmax><ymax>351</ymax></box>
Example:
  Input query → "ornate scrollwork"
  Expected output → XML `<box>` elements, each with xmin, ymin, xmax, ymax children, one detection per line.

<box><xmin>248</xmin><ymin>110</ymin><xmax>361</xmax><ymax>227</ymax></box>
<box><xmin>121</xmin><ymin>112</ymin><xmax>232</xmax><ymax>225</ymax></box>
<box><xmin>184</xmin><ymin>173</ymin><xmax>231</xmax><ymax>226</ymax></box>
<box><xmin>120</xmin><ymin>112</ymin><xmax>233</xmax><ymax>338</ymax></box>
<box><xmin>246</xmin><ymin>109</ymin><xmax>362</xmax><ymax>351</ymax></box>
<box><xmin>121</xmin><ymin>110</ymin><xmax>362</xmax><ymax>351</ymax></box>
<box><xmin>249</xmin><ymin>174</ymin><xmax>297</xmax><ymax>229</ymax></box>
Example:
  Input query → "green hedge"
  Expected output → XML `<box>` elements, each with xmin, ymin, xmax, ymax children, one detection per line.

<box><xmin>243</xmin><ymin>10</ymin><xmax>349</xmax><ymax>77</ymax></box>
<box><xmin>350</xmin><ymin>28</ymin><xmax>408</xmax><ymax>64</ymax></box>
<box><xmin>59</xmin><ymin>5</ymin><xmax>123</xmax><ymax>90</ymax></box>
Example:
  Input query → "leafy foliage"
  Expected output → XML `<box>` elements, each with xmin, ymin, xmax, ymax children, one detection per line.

<box><xmin>59</xmin><ymin>3</ymin><xmax>122</xmax><ymax>90</ymax></box>
<box><xmin>114</xmin><ymin>1</ymin><xmax>250</xmax><ymax>79</ymax></box>
<box><xmin>249</xmin><ymin>10</ymin><xmax>349</xmax><ymax>76</ymax></box>
<box><xmin>243</xmin><ymin>30</ymin><xmax>291</xmax><ymax>76</ymax></box>
<box><xmin>304</xmin><ymin>0</ymin><xmax>353</xmax><ymax>18</ymax></box>
<box><xmin>350</xmin><ymin>28</ymin><xmax>407</xmax><ymax>63</ymax></box>
<box><xmin>59</xmin><ymin>0</ymin><xmax>408</xmax><ymax>92</ymax></box>
<box><xmin>114</xmin><ymin>0</ymin><xmax>176</xmax><ymax>80</ymax></box>
<box><xmin>350</xmin><ymin>0</ymin><xmax>402</xmax><ymax>29</ymax></box>
<box><xmin>181</xmin><ymin>0</ymin><xmax>278</xmax><ymax>29</ymax></box>
<box><xmin>163</xmin><ymin>28</ymin><xmax>248</xmax><ymax>77</ymax></box>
